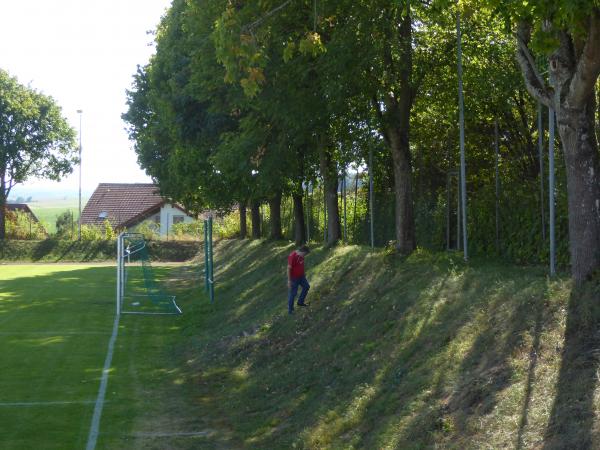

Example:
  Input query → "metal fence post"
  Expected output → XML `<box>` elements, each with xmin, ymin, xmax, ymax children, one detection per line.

<box><xmin>369</xmin><ymin>148</ymin><xmax>375</xmax><ymax>249</ymax></box>
<box><xmin>457</xmin><ymin>8</ymin><xmax>468</xmax><ymax>261</ymax></box>
<box><xmin>204</xmin><ymin>219</ymin><xmax>209</xmax><ymax>293</ymax></box>
<box><xmin>549</xmin><ymin>108</ymin><xmax>556</xmax><ymax>276</ymax></box>
<box><xmin>495</xmin><ymin>119</ymin><xmax>500</xmax><ymax>253</ymax></box>
<box><xmin>208</xmin><ymin>216</ymin><xmax>215</xmax><ymax>302</ymax></box>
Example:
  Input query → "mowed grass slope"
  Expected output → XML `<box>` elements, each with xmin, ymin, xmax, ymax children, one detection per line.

<box><xmin>158</xmin><ymin>239</ymin><xmax>600</xmax><ymax>449</ymax></box>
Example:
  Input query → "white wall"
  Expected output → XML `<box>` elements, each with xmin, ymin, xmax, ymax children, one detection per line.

<box><xmin>159</xmin><ymin>203</ymin><xmax>194</xmax><ymax>236</ymax></box>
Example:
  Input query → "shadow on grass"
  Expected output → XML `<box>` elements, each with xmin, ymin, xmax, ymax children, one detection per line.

<box><xmin>0</xmin><ymin>265</ymin><xmax>116</xmax><ymax>322</ymax></box>
<box><xmin>182</xmin><ymin>240</ymin><xmax>576</xmax><ymax>449</ymax></box>
<box><xmin>515</xmin><ymin>287</ymin><xmax>544</xmax><ymax>450</ymax></box>
<box><xmin>32</xmin><ymin>239</ymin><xmax>59</xmax><ymax>261</ymax></box>
<box><xmin>541</xmin><ymin>281</ymin><xmax>600</xmax><ymax>450</ymax></box>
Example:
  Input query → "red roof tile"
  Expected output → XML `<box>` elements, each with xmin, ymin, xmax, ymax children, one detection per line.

<box><xmin>81</xmin><ymin>183</ymin><xmax>166</xmax><ymax>228</ymax></box>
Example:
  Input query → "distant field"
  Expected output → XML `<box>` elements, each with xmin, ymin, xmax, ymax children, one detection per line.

<box><xmin>28</xmin><ymin>198</ymin><xmax>86</xmax><ymax>234</ymax></box>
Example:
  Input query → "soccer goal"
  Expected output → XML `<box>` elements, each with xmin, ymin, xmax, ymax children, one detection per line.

<box><xmin>116</xmin><ymin>232</ymin><xmax>182</xmax><ymax>315</ymax></box>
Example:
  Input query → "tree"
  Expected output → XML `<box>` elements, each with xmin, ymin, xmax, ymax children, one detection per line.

<box><xmin>56</xmin><ymin>210</ymin><xmax>74</xmax><ymax>237</ymax></box>
<box><xmin>492</xmin><ymin>2</ymin><xmax>600</xmax><ymax>282</ymax></box>
<box><xmin>124</xmin><ymin>0</ymin><xmax>240</xmax><ymax>215</ymax></box>
<box><xmin>0</xmin><ymin>69</ymin><xmax>77</xmax><ymax>239</ymax></box>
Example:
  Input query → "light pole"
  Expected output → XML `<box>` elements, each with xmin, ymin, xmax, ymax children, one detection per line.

<box><xmin>77</xmin><ymin>109</ymin><xmax>83</xmax><ymax>240</ymax></box>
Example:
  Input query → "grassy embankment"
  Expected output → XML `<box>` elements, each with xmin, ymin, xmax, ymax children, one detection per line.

<box><xmin>121</xmin><ymin>239</ymin><xmax>599</xmax><ymax>449</ymax></box>
<box><xmin>2</xmin><ymin>240</ymin><xmax>598</xmax><ymax>449</ymax></box>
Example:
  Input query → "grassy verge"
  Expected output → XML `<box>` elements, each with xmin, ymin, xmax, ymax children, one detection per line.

<box><xmin>0</xmin><ymin>239</ymin><xmax>200</xmax><ymax>262</ymax></box>
<box><xmin>143</xmin><ymin>239</ymin><xmax>600</xmax><ymax>449</ymax></box>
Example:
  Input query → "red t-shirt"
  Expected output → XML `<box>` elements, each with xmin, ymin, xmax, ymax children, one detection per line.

<box><xmin>288</xmin><ymin>251</ymin><xmax>305</xmax><ymax>279</ymax></box>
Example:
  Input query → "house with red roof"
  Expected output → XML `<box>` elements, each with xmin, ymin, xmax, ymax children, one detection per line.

<box><xmin>81</xmin><ymin>183</ymin><xmax>195</xmax><ymax>236</ymax></box>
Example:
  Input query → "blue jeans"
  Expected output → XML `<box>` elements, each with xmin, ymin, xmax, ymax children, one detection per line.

<box><xmin>288</xmin><ymin>276</ymin><xmax>310</xmax><ymax>312</ymax></box>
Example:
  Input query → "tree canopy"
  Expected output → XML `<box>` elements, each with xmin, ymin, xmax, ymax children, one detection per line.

<box><xmin>0</xmin><ymin>69</ymin><xmax>77</xmax><ymax>239</ymax></box>
<box><xmin>124</xmin><ymin>0</ymin><xmax>600</xmax><ymax>281</ymax></box>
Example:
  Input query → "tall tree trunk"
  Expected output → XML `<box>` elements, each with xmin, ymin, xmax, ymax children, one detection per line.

<box><xmin>515</xmin><ymin>19</ymin><xmax>600</xmax><ymax>282</ymax></box>
<box><xmin>293</xmin><ymin>192</ymin><xmax>306</xmax><ymax>246</ymax></box>
<box><xmin>556</xmin><ymin>98</ymin><xmax>600</xmax><ymax>283</ymax></box>
<box><xmin>268</xmin><ymin>191</ymin><xmax>283</xmax><ymax>240</ymax></box>
<box><xmin>319</xmin><ymin>147</ymin><xmax>341</xmax><ymax>245</ymax></box>
<box><xmin>372</xmin><ymin>4</ymin><xmax>416</xmax><ymax>254</ymax></box>
<box><xmin>238</xmin><ymin>203</ymin><xmax>247</xmax><ymax>239</ymax></box>
<box><xmin>251</xmin><ymin>200</ymin><xmax>261</xmax><ymax>239</ymax></box>
<box><xmin>387</xmin><ymin>122</ymin><xmax>416</xmax><ymax>254</ymax></box>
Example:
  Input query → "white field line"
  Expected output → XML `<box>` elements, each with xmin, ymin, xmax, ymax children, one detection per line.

<box><xmin>0</xmin><ymin>331</ymin><xmax>110</xmax><ymax>336</ymax></box>
<box><xmin>0</xmin><ymin>400</ymin><xmax>97</xmax><ymax>407</ymax></box>
<box><xmin>85</xmin><ymin>312</ymin><xmax>120</xmax><ymax>450</ymax></box>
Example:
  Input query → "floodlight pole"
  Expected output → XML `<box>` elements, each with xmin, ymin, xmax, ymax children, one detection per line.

<box><xmin>456</xmin><ymin>9</ymin><xmax>468</xmax><ymax>261</ymax></box>
<box><xmin>77</xmin><ymin>109</ymin><xmax>83</xmax><ymax>241</ymax></box>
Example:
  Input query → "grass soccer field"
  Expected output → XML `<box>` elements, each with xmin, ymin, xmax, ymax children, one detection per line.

<box><xmin>0</xmin><ymin>263</ymin><xmax>201</xmax><ymax>450</ymax></box>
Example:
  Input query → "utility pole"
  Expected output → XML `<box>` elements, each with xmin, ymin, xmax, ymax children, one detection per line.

<box><xmin>77</xmin><ymin>109</ymin><xmax>83</xmax><ymax>240</ymax></box>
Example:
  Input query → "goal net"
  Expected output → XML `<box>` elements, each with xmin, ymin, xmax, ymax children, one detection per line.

<box><xmin>116</xmin><ymin>232</ymin><xmax>182</xmax><ymax>315</ymax></box>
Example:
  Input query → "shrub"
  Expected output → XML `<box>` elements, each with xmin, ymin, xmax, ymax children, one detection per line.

<box><xmin>171</xmin><ymin>220</ymin><xmax>203</xmax><ymax>240</ymax></box>
<box><xmin>134</xmin><ymin>220</ymin><xmax>160</xmax><ymax>241</ymax></box>
<box><xmin>214</xmin><ymin>212</ymin><xmax>241</xmax><ymax>239</ymax></box>
<box><xmin>80</xmin><ymin>224</ymin><xmax>104</xmax><ymax>241</ymax></box>
<box><xmin>103</xmin><ymin>219</ymin><xmax>116</xmax><ymax>240</ymax></box>
<box><xmin>5</xmin><ymin>210</ymin><xmax>46</xmax><ymax>240</ymax></box>
<box><xmin>55</xmin><ymin>210</ymin><xmax>75</xmax><ymax>238</ymax></box>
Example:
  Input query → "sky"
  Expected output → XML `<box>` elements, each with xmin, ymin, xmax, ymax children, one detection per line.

<box><xmin>1</xmin><ymin>0</ymin><xmax>173</xmax><ymax>198</ymax></box>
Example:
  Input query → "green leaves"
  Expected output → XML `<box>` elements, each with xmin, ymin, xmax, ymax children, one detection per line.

<box><xmin>0</xmin><ymin>69</ymin><xmax>77</xmax><ymax>185</ymax></box>
<box><xmin>0</xmin><ymin>69</ymin><xmax>77</xmax><ymax>237</ymax></box>
<box><xmin>298</xmin><ymin>32</ymin><xmax>327</xmax><ymax>57</ymax></box>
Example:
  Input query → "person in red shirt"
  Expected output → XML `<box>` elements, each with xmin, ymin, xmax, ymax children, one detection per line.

<box><xmin>287</xmin><ymin>245</ymin><xmax>310</xmax><ymax>314</ymax></box>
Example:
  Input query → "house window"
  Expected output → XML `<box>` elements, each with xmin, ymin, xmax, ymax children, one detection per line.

<box><xmin>173</xmin><ymin>215</ymin><xmax>185</xmax><ymax>224</ymax></box>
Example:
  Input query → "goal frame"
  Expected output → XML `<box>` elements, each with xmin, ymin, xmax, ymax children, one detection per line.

<box><xmin>116</xmin><ymin>232</ymin><xmax>182</xmax><ymax>316</ymax></box>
